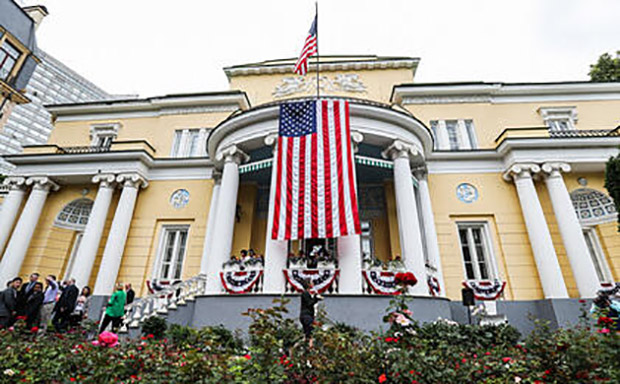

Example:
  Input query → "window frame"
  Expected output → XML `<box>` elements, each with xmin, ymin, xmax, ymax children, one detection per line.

<box><xmin>539</xmin><ymin>106</ymin><xmax>577</xmax><ymax>132</ymax></box>
<box><xmin>0</xmin><ymin>36</ymin><xmax>23</xmax><ymax>81</ymax></box>
<box><xmin>582</xmin><ymin>227</ymin><xmax>613</xmax><ymax>284</ymax></box>
<box><xmin>456</xmin><ymin>221</ymin><xmax>499</xmax><ymax>281</ymax></box>
<box><xmin>153</xmin><ymin>225</ymin><xmax>190</xmax><ymax>282</ymax></box>
<box><xmin>429</xmin><ymin>119</ymin><xmax>478</xmax><ymax>150</ymax></box>
<box><xmin>90</xmin><ymin>123</ymin><xmax>120</xmax><ymax>148</ymax></box>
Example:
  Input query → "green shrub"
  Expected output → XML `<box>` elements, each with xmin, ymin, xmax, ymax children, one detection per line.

<box><xmin>141</xmin><ymin>316</ymin><xmax>167</xmax><ymax>339</ymax></box>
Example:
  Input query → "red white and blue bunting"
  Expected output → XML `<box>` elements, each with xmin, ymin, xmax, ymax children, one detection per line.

<box><xmin>462</xmin><ymin>280</ymin><xmax>506</xmax><ymax>301</ymax></box>
<box><xmin>599</xmin><ymin>282</ymin><xmax>620</xmax><ymax>296</ymax></box>
<box><xmin>220</xmin><ymin>270</ymin><xmax>263</xmax><ymax>294</ymax></box>
<box><xmin>284</xmin><ymin>269</ymin><xmax>339</xmax><ymax>294</ymax></box>
<box><xmin>427</xmin><ymin>276</ymin><xmax>441</xmax><ymax>297</ymax></box>
<box><xmin>362</xmin><ymin>270</ymin><xmax>402</xmax><ymax>295</ymax></box>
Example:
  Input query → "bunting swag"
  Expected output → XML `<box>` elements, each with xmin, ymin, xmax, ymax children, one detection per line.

<box><xmin>362</xmin><ymin>270</ymin><xmax>402</xmax><ymax>295</ymax></box>
<box><xmin>462</xmin><ymin>280</ymin><xmax>506</xmax><ymax>301</ymax></box>
<box><xmin>220</xmin><ymin>270</ymin><xmax>263</xmax><ymax>294</ymax></box>
<box><xmin>599</xmin><ymin>282</ymin><xmax>620</xmax><ymax>296</ymax></box>
<box><xmin>284</xmin><ymin>268</ymin><xmax>339</xmax><ymax>294</ymax></box>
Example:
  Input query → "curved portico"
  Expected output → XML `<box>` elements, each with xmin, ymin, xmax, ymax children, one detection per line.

<box><xmin>202</xmin><ymin>97</ymin><xmax>444</xmax><ymax>296</ymax></box>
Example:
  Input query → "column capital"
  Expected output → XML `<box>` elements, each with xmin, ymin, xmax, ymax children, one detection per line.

<box><xmin>116</xmin><ymin>173</ymin><xmax>148</xmax><ymax>189</ymax></box>
<box><xmin>412</xmin><ymin>165</ymin><xmax>428</xmax><ymax>181</ymax></box>
<box><xmin>92</xmin><ymin>173</ymin><xmax>117</xmax><ymax>188</ymax></box>
<box><xmin>541</xmin><ymin>162</ymin><xmax>571</xmax><ymax>179</ymax></box>
<box><xmin>25</xmin><ymin>176</ymin><xmax>60</xmax><ymax>192</ymax></box>
<box><xmin>502</xmin><ymin>163</ymin><xmax>541</xmax><ymax>182</ymax></box>
<box><xmin>2</xmin><ymin>176</ymin><xmax>27</xmax><ymax>191</ymax></box>
<box><xmin>381</xmin><ymin>140</ymin><xmax>420</xmax><ymax>161</ymax></box>
<box><xmin>215</xmin><ymin>145</ymin><xmax>249</xmax><ymax>165</ymax></box>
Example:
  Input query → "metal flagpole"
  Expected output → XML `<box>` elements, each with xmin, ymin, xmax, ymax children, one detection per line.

<box><xmin>315</xmin><ymin>1</ymin><xmax>320</xmax><ymax>99</ymax></box>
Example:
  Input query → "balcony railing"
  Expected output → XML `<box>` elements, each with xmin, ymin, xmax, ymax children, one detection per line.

<box><xmin>495</xmin><ymin>126</ymin><xmax>619</xmax><ymax>145</ymax></box>
<box><xmin>21</xmin><ymin>140</ymin><xmax>156</xmax><ymax>156</ymax></box>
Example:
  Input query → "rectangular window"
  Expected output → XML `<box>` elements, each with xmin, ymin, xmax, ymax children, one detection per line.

<box><xmin>0</xmin><ymin>40</ymin><xmax>21</xmax><ymax>80</ymax></box>
<box><xmin>171</xmin><ymin>129</ymin><xmax>204</xmax><ymax>158</ymax></box>
<box><xmin>457</xmin><ymin>223</ymin><xmax>495</xmax><ymax>280</ymax></box>
<box><xmin>90</xmin><ymin>124</ymin><xmax>119</xmax><ymax>149</ymax></box>
<box><xmin>429</xmin><ymin>119</ymin><xmax>478</xmax><ymax>150</ymax></box>
<box><xmin>155</xmin><ymin>226</ymin><xmax>189</xmax><ymax>281</ymax></box>
<box><xmin>583</xmin><ymin>228</ymin><xmax>612</xmax><ymax>283</ymax></box>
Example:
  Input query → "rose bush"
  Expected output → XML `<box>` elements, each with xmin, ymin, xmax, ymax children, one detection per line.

<box><xmin>0</xmin><ymin>299</ymin><xmax>617</xmax><ymax>383</ymax></box>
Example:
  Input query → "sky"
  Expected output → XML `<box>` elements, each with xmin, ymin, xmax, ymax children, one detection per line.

<box><xmin>18</xmin><ymin>0</ymin><xmax>620</xmax><ymax>98</ymax></box>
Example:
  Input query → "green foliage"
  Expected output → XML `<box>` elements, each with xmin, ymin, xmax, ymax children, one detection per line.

<box><xmin>605</xmin><ymin>150</ymin><xmax>620</xmax><ymax>231</ymax></box>
<box><xmin>589</xmin><ymin>51</ymin><xmax>620</xmax><ymax>82</ymax></box>
<box><xmin>0</xmin><ymin>300</ymin><xmax>618</xmax><ymax>383</ymax></box>
<box><xmin>141</xmin><ymin>316</ymin><xmax>167</xmax><ymax>339</ymax></box>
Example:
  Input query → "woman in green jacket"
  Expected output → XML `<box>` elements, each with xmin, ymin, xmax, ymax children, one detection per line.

<box><xmin>99</xmin><ymin>283</ymin><xmax>127</xmax><ymax>334</ymax></box>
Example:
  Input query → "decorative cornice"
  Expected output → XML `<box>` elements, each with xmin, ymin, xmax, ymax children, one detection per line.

<box><xmin>502</xmin><ymin>163</ymin><xmax>541</xmax><ymax>182</ymax></box>
<box><xmin>116</xmin><ymin>173</ymin><xmax>148</xmax><ymax>189</ymax></box>
<box><xmin>381</xmin><ymin>140</ymin><xmax>421</xmax><ymax>161</ymax></box>
<box><xmin>25</xmin><ymin>176</ymin><xmax>60</xmax><ymax>192</ymax></box>
<box><xmin>224</xmin><ymin>57</ymin><xmax>419</xmax><ymax>78</ymax></box>
<box><xmin>402</xmin><ymin>95</ymin><xmax>491</xmax><ymax>105</ymax></box>
<box><xmin>215</xmin><ymin>145</ymin><xmax>249</xmax><ymax>165</ymax></box>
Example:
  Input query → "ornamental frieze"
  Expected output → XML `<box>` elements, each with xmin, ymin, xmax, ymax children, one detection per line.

<box><xmin>272</xmin><ymin>74</ymin><xmax>367</xmax><ymax>98</ymax></box>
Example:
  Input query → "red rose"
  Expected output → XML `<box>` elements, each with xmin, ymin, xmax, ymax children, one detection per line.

<box><xmin>30</xmin><ymin>326</ymin><xmax>38</xmax><ymax>333</ymax></box>
<box><xmin>502</xmin><ymin>357</ymin><xmax>512</xmax><ymax>363</ymax></box>
<box><xmin>244</xmin><ymin>354</ymin><xmax>251</xmax><ymax>360</ymax></box>
<box><xmin>378</xmin><ymin>373</ymin><xmax>387</xmax><ymax>383</ymax></box>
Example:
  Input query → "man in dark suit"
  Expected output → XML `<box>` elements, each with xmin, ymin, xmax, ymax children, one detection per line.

<box><xmin>17</xmin><ymin>273</ymin><xmax>40</xmax><ymax>315</ymax></box>
<box><xmin>0</xmin><ymin>277</ymin><xmax>22</xmax><ymax>328</ymax></box>
<box><xmin>52</xmin><ymin>278</ymin><xmax>78</xmax><ymax>332</ymax></box>
<box><xmin>125</xmin><ymin>283</ymin><xmax>135</xmax><ymax>305</ymax></box>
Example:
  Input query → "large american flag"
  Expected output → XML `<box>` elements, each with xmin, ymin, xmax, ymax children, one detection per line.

<box><xmin>294</xmin><ymin>15</ymin><xmax>317</xmax><ymax>75</ymax></box>
<box><xmin>272</xmin><ymin>99</ymin><xmax>361</xmax><ymax>241</ymax></box>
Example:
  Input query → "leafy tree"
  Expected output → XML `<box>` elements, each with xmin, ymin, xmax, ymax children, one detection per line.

<box><xmin>589</xmin><ymin>51</ymin><xmax>620</xmax><ymax>82</ymax></box>
<box><xmin>605</xmin><ymin>150</ymin><xmax>620</xmax><ymax>231</ymax></box>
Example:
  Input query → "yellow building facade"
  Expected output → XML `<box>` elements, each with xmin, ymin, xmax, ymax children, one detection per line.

<box><xmin>0</xmin><ymin>56</ymin><xmax>618</xmax><ymax>309</ymax></box>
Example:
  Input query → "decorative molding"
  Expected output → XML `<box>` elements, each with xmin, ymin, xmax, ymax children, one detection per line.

<box><xmin>538</xmin><ymin>106</ymin><xmax>578</xmax><ymax>123</ymax></box>
<box><xmin>25</xmin><ymin>176</ymin><xmax>60</xmax><ymax>192</ymax></box>
<box><xmin>502</xmin><ymin>163</ymin><xmax>541</xmax><ymax>182</ymax></box>
<box><xmin>402</xmin><ymin>95</ymin><xmax>491</xmax><ymax>105</ymax></box>
<box><xmin>116</xmin><ymin>173</ymin><xmax>148</xmax><ymax>189</ymax></box>
<box><xmin>215</xmin><ymin>145</ymin><xmax>249</xmax><ymax>165</ymax></box>
<box><xmin>89</xmin><ymin>123</ymin><xmax>121</xmax><ymax>141</ymax></box>
<box><xmin>159</xmin><ymin>105</ymin><xmax>239</xmax><ymax>116</ymax></box>
<box><xmin>272</xmin><ymin>74</ymin><xmax>367</xmax><ymax>98</ymax></box>
<box><xmin>2</xmin><ymin>176</ymin><xmax>27</xmax><ymax>190</ymax></box>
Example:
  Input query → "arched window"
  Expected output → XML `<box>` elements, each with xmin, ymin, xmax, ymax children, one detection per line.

<box><xmin>54</xmin><ymin>198</ymin><xmax>93</xmax><ymax>230</ymax></box>
<box><xmin>570</xmin><ymin>188</ymin><xmax>617</xmax><ymax>225</ymax></box>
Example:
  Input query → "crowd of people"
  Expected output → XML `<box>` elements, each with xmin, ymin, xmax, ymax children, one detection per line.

<box><xmin>231</xmin><ymin>248</ymin><xmax>264</xmax><ymax>263</ymax></box>
<box><xmin>0</xmin><ymin>272</ymin><xmax>136</xmax><ymax>335</ymax></box>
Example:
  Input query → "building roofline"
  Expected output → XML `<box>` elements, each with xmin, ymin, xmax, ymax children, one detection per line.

<box><xmin>46</xmin><ymin>90</ymin><xmax>251</xmax><ymax>118</ymax></box>
<box><xmin>224</xmin><ymin>55</ymin><xmax>420</xmax><ymax>78</ymax></box>
<box><xmin>391</xmin><ymin>81</ymin><xmax>620</xmax><ymax>104</ymax></box>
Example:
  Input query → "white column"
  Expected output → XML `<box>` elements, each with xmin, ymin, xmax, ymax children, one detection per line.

<box><xmin>503</xmin><ymin>164</ymin><xmax>568</xmax><ymax>299</ymax></box>
<box><xmin>205</xmin><ymin>146</ymin><xmax>248</xmax><ymax>294</ymax></box>
<box><xmin>0</xmin><ymin>177</ymin><xmax>27</xmax><ymax>255</ymax></box>
<box><xmin>542</xmin><ymin>162</ymin><xmax>600</xmax><ymax>298</ymax></box>
<box><xmin>93</xmin><ymin>174</ymin><xmax>147</xmax><ymax>296</ymax></box>
<box><xmin>337</xmin><ymin>235</ymin><xmax>363</xmax><ymax>294</ymax></box>
<box><xmin>414</xmin><ymin>169</ymin><xmax>446</xmax><ymax>297</ymax></box>
<box><xmin>177</xmin><ymin>129</ymin><xmax>190</xmax><ymax>157</ymax></box>
<box><xmin>382</xmin><ymin>140</ymin><xmax>428</xmax><ymax>296</ymax></box>
<box><xmin>197</xmin><ymin>128</ymin><xmax>209</xmax><ymax>157</ymax></box>
<box><xmin>262</xmin><ymin>135</ymin><xmax>288</xmax><ymax>294</ymax></box>
<box><xmin>69</xmin><ymin>174</ymin><xmax>116</xmax><ymax>287</ymax></box>
<box><xmin>0</xmin><ymin>177</ymin><xmax>59</xmax><ymax>284</ymax></box>
<box><xmin>200</xmin><ymin>175</ymin><xmax>221</xmax><ymax>275</ymax></box>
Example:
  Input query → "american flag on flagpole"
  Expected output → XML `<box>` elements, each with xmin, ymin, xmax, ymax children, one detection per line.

<box><xmin>271</xmin><ymin>99</ymin><xmax>361</xmax><ymax>241</ymax></box>
<box><xmin>294</xmin><ymin>15</ymin><xmax>318</xmax><ymax>76</ymax></box>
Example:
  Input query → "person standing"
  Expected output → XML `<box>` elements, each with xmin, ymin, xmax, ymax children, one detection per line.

<box><xmin>0</xmin><ymin>277</ymin><xmax>22</xmax><ymax>328</ymax></box>
<box><xmin>125</xmin><ymin>283</ymin><xmax>135</xmax><ymax>305</ymax></box>
<box><xmin>52</xmin><ymin>278</ymin><xmax>78</xmax><ymax>332</ymax></box>
<box><xmin>17</xmin><ymin>273</ymin><xmax>39</xmax><ymax>316</ymax></box>
<box><xmin>299</xmin><ymin>279</ymin><xmax>322</xmax><ymax>348</ymax></box>
<box><xmin>70</xmin><ymin>286</ymin><xmax>92</xmax><ymax>327</ymax></box>
<box><xmin>24</xmin><ymin>282</ymin><xmax>44</xmax><ymax>330</ymax></box>
<box><xmin>39</xmin><ymin>275</ymin><xmax>58</xmax><ymax>333</ymax></box>
<box><xmin>99</xmin><ymin>283</ymin><xmax>127</xmax><ymax>334</ymax></box>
